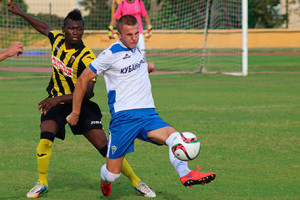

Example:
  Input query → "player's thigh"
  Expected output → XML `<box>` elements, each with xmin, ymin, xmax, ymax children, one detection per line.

<box><xmin>40</xmin><ymin>120</ymin><xmax>59</xmax><ymax>134</ymax></box>
<box><xmin>71</xmin><ymin>101</ymin><xmax>103</xmax><ymax>135</ymax></box>
<box><xmin>84</xmin><ymin>129</ymin><xmax>107</xmax><ymax>151</ymax></box>
<box><xmin>40</xmin><ymin>103</ymin><xmax>68</xmax><ymax>135</ymax></box>
<box><xmin>147</xmin><ymin>126</ymin><xmax>177</xmax><ymax>145</ymax></box>
<box><xmin>106</xmin><ymin>156</ymin><xmax>124</xmax><ymax>174</ymax></box>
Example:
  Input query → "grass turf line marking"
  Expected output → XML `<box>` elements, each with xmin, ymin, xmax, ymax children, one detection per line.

<box><xmin>0</xmin><ymin>76</ymin><xmax>50</xmax><ymax>80</ymax></box>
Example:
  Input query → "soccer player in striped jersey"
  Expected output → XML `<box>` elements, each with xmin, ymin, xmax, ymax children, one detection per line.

<box><xmin>7</xmin><ymin>2</ymin><xmax>155</xmax><ymax>198</ymax></box>
<box><xmin>67</xmin><ymin>15</ymin><xmax>216</xmax><ymax>198</ymax></box>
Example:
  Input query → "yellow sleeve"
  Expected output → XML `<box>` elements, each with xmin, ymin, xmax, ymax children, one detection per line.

<box><xmin>82</xmin><ymin>51</ymin><xmax>97</xmax><ymax>82</ymax></box>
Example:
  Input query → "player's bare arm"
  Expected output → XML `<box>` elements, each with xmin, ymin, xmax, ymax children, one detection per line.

<box><xmin>38</xmin><ymin>80</ymin><xmax>95</xmax><ymax>115</ymax></box>
<box><xmin>144</xmin><ymin>15</ymin><xmax>151</xmax><ymax>26</ymax></box>
<box><xmin>109</xmin><ymin>17</ymin><xmax>117</xmax><ymax>28</ymax></box>
<box><xmin>0</xmin><ymin>42</ymin><xmax>23</xmax><ymax>62</ymax></box>
<box><xmin>66</xmin><ymin>68</ymin><xmax>97</xmax><ymax>125</ymax></box>
<box><xmin>7</xmin><ymin>2</ymin><xmax>51</xmax><ymax>36</ymax></box>
<box><xmin>144</xmin><ymin>15</ymin><xmax>152</xmax><ymax>39</ymax></box>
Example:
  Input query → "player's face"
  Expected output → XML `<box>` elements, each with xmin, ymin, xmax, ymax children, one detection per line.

<box><xmin>62</xmin><ymin>19</ymin><xmax>84</xmax><ymax>48</ymax></box>
<box><xmin>118</xmin><ymin>24</ymin><xmax>139</xmax><ymax>49</ymax></box>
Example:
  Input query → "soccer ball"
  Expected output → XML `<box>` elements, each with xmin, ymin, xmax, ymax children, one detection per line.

<box><xmin>171</xmin><ymin>132</ymin><xmax>201</xmax><ymax>161</ymax></box>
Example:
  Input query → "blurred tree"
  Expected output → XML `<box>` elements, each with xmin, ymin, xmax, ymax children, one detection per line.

<box><xmin>36</xmin><ymin>13</ymin><xmax>64</xmax><ymax>30</ymax></box>
<box><xmin>149</xmin><ymin>0</ymin><xmax>164</xmax><ymax>14</ymax></box>
<box><xmin>150</xmin><ymin>0</ymin><xmax>207</xmax><ymax>29</ymax></box>
<box><xmin>0</xmin><ymin>0</ymin><xmax>28</xmax><ymax>27</ymax></box>
<box><xmin>248</xmin><ymin>0</ymin><xmax>283</xmax><ymax>28</ymax></box>
<box><xmin>79</xmin><ymin>0</ymin><xmax>111</xmax><ymax>29</ymax></box>
<box><xmin>78</xmin><ymin>0</ymin><xmax>285</xmax><ymax>30</ymax></box>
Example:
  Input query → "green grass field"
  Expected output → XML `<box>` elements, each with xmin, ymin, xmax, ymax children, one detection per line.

<box><xmin>0</xmin><ymin>70</ymin><xmax>299</xmax><ymax>199</ymax></box>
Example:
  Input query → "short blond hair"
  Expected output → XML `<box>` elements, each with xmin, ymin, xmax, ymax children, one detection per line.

<box><xmin>118</xmin><ymin>15</ymin><xmax>138</xmax><ymax>33</ymax></box>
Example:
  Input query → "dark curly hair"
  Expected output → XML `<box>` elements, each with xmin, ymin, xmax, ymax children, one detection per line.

<box><xmin>63</xmin><ymin>9</ymin><xmax>84</xmax><ymax>27</ymax></box>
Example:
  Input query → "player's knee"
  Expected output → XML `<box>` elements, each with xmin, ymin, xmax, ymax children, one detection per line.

<box><xmin>40</xmin><ymin>131</ymin><xmax>55</xmax><ymax>142</ymax></box>
<box><xmin>37</xmin><ymin>138</ymin><xmax>53</xmax><ymax>152</ymax></box>
<box><xmin>167</xmin><ymin>128</ymin><xmax>178</xmax><ymax>138</ymax></box>
<box><xmin>101</xmin><ymin>164</ymin><xmax>120</xmax><ymax>183</ymax></box>
<box><xmin>166</xmin><ymin>131</ymin><xmax>180</xmax><ymax>146</ymax></box>
<box><xmin>99</xmin><ymin>144</ymin><xmax>108</xmax><ymax>158</ymax></box>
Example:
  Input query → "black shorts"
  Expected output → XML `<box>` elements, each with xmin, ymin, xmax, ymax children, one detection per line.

<box><xmin>41</xmin><ymin>100</ymin><xmax>103</xmax><ymax>140</ymax></box>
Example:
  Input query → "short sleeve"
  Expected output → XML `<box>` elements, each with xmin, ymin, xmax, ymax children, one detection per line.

<box><xmin>77</xmin><ymin>51</ymin><xmax>97</xmax><ymax>82</ymax></box>
<box><xmin>48</xmin><ymin>31</ymin><xmax>63</xmax><ymax>47</ymax></box>
<box><xmin>82</xmin><ymin>52</ymin><xmax>96</xmax><ymax>67</ymax></box>
<box><xmin>89</xmin><ymin>49</ymin><xmax>113</xmax><ymax>75</ymax></box>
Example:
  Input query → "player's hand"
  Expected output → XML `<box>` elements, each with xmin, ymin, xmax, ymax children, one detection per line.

<box><xmin>145</xmin><ymin>25</ymin><xmax>152</xmax><ymax>39</ymax></box>
<box><xmin>66</xmin><ymin>112</ymin><xmax>79</xmax><ymax>126</ymax></box>
<box><xmin>148</xmin><ymin>62</ymin><xmax>156</xmax><ymax>73</ymax></box>
<box><xmin>5</xmin><ymin>42</ymin><xmax>23</xmax><ymax>57</ymax></box>
<box><xmin>37</xmin><ymin>97</ymin><xmax>60</xmax><ymax>115</ymax></box>
<box><xmin>108</xmin><ymin>25</ymin><xmax>117</xmax><ymax>39</ymax></box>
<box><xmin>7</xmin><ymin>1</ymin><xmax>23</xmax><ymax>16</ymax></box>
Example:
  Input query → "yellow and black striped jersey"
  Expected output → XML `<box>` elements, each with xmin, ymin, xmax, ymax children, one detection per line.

<box><xmin>46</xmin><ymin>31</ymin><xmax>96</xmax><ymax>97</ymax></box>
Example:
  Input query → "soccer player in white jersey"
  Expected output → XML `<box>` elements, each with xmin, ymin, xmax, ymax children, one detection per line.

<box><xmin>67</xmin><ymin>15</ymin><xmax>216</xmax><ymax>197</ymax></box>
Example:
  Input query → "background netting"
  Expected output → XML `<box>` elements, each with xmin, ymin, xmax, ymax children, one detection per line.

<box><xmin>0</xmin><ymin>0</ymin><xmax>244</xmax><ymax>73</ymax></box>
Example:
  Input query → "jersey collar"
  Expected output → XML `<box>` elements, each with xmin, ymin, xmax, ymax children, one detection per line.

<box><xmin>63</xmin><ymin>41</ymin><xmax>84</xmax><ymax>52</ymax></box>
<box><xmin>118</xmin><ymin>40</ymin><xmax>138</xmax><ymax>53</ymax></box>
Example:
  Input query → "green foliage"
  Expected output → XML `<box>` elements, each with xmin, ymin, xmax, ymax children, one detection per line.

<box><xmin>148</xmin><ymin>0</ymin><xmax>208</xmax><ymax>29</ymax></box>
<box><xmin>0</xmin><ymin>0</ymin><xmax>63</xmax><ymax>48</ymax></box>
<box><xmin>78</xmin><ymin>0</ymin><xmax>237</xmax><ymax>30</ymax></box>
<box><xmin>249</xmin><ymin>0</ymin><xmax>283</xmax><ymax>28</ymax></box>
<box><xmin>79</xmin><ymin>0</ymin><xmax>111</xmax><ymax>29</ymax></box>
<box><xmin>0</xmin><ymin>0</ymin><xmax>28</xmax><ymax>27</ymax></box>
<box><xmin>36</xmin><ymin>13</ymin><xmax>64</xmax><ymax>30</ymax></box>
<box><xmin>1</xmin><ymin>0</ymin><xmax>286</xmax><ymax>31</ymax></box>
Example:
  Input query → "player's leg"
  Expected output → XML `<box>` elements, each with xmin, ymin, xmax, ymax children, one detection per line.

<box><xmin>27</xmin><ymin>104</ymin><xmax>68</xmax><ymax>198</ymax></box>
<box><xmin>84</xmin><ymin>129</ymin><xmax>138</xmax><ymax>183</ymax></box>
<box><xmin>143</xmin><ymin>109</ymin><xmax>216</xmax><ymax>187</ymax></box>
<box><xmin>99</xmin><ymin>109</ymin><xmax>145</xmax><ymax>197</ymax></box>
<box><xmin>84</xmin><ymin>129</ymin><xmax>108</xmax><ymax>157</ymax></box>
<box><xmin>100</xmin><ymin>157</ymin><xmax>123</xmax><ymax>197</ymax></box>
<box><xmin>81</xmin><ymin>101</ymin><xmax>155</xmax><ymax>197</ymax></box>
<box><xmin>147</xmin><ymin>127</ymin><xmax>216</xmax><ymax>187</ymax></box>
<box><xmin>101</xmin><ymin>157</ymin><xmax>156</xmax><ymax>198</ymax></box>
<box><xmin>147</xmin><ymin>126</ymin><xmax>191</xmax><ymax>176</ymax></box>
<box><xmin>121</xmin><ymin>158</ymin><xmax>155</xmax><ymax>197</ymax></box>
<box><xmin>84</xmin><ymin>127</ymin><xmax>156</xmax><ymax>197</ymax></box>
<box><xmin>101</xmin><ymin>157</ymin><xmax>155</xmax><ymax>197</ymax></box>
<box><xmin>37</xmin><ymin>120</ymin><xmax>58</xmax><ymax>185</ymax></box>
<box><xmin>27</xmin><ymin>120</ymin><xmax>58</xmax><ymax>198</ymax></box>
<box><xmin>80</xmin><ymin>101</ymin><xmax>142</xmax><ymax>187</ymax></box>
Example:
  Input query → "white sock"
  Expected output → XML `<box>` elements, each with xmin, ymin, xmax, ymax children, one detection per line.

<box><xmin>100</xmin><ymin>164</ymin><xmax>121</xmax><ymax>183</ymax></box>
<box><xmin>166</xmin><ymin>132</ymin><xmax>191</xmax><ymax>177</ymax></box>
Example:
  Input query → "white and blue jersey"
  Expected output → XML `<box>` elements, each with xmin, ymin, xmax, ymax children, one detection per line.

<box><xmin>89</xmin><ymin>40</ymin><xmax>155</xmax><ymax>115</ymax></box>
<box><xmin>89</xmin><ymin>40</ymin><xmax>170</xmax><ymax>159</ymax></box>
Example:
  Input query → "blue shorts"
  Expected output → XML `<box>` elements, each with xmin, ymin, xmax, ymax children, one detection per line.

<box><xmin>107</xmin><ymin>108</ymin><xmax>171</xmax><ymax>159</ymax></box>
